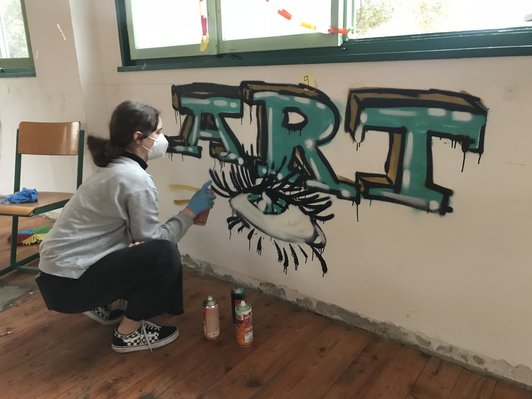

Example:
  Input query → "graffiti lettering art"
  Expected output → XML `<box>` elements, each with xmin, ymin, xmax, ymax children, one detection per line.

<box><xmin>169</xmin><ymin>82</ymin><xmax>488</xmax><ymax>274</ymax></box>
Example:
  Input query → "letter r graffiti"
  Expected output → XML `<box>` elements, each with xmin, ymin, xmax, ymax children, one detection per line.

<box><xmin>241</xmin><ymin>81</ymin><xmax>356</xmax><ymax>198</ymax></box>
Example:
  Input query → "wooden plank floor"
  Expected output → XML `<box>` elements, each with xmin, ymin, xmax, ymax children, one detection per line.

<box><xmin>1</xmin><ymin>216</ymin><xmax>531</xmax><ymax>398</ymax></box>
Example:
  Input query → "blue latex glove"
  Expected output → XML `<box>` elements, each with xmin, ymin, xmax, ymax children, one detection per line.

<box><xmin>187</xmin><ymin>181</ymin><xmax>216</xmax><ymax>216</ymax></box>
<box><xmin>4</xmin><ymin>187</ymin><xmax>38</xmax><ymax>204</ymax></box>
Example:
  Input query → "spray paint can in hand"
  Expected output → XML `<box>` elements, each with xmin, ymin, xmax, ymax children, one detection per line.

<box><xmin>193</xmin><ymin>185</ymin><xmax>213</xmax><ymax>225</ymax></box>
<box><xmin>193</xmin><ymin>209</ymin><xmax>210</xmax><ymax>225</ymax></box>
<box><xmin>235</xmin><ymin>300</ymin><xmax>253</xmax><ymax>346</ymax></box>
<box><xmin>231</xmin><ymin>286</ymin><xmax>246</xmax><ymax>324</ymax></box>
<box><xmin>202</xmin><ymin>295</ymin><xmax>220</xmax><ymax>340</ymax></box>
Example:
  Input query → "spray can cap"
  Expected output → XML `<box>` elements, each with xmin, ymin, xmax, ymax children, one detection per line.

<box><xmin>232</xmin><ymin>286</ymin><xmax>245</xmax><ymax>294</ymax></box>
<box><xmin>236</xmin><ymin>300</ymin><xmax>250</xmax><ymax>311</ymax></box>
<box><xmin>203</xmin><ymin>295</ymin><xmax>217</xmax><ymax>307</ymax></box>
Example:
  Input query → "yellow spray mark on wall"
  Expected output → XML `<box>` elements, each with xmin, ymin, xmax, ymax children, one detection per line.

<box><xmin>168</xmin><ymin>184</ymin><xmax>199</xmax><ymax>206</ymax></box>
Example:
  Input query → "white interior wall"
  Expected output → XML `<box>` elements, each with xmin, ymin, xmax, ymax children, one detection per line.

<box><xmin>0</xmin><ymin>0</ymin><xmax>85</xmax><ymax>194</ymax></box>
<box><xmin>1</xmin><ymin>0</ymin><xmax>531</xmax><ymax>387</ymax></box>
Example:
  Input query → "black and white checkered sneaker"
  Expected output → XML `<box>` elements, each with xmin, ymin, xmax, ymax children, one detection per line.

<box><xmin>83</xmin><ymin>305</ymin><xmax>124</xmax><ymax>326</ymax></box>
<box><xmin>111</xmin><ymin>320</ymin><xmax>179</xmax><ymax>353</ymax></box>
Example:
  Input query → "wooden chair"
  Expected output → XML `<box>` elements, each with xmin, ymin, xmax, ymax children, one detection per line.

<box><xmin>0</xmin><ymin>121</ymin><xmax>84</xmax><ymax>277</ymax></box>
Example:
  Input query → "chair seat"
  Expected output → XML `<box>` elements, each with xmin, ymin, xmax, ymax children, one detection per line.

<box><xmin>0</xmin><ymin>192</ymin><xmax>73</xmax><ymax>217</ymax></box>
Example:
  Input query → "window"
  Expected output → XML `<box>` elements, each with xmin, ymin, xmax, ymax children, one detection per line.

<box><xmin>122</xmin><ymin>0</ymin><xmax>343</xmax><ymax>60</ymax></box>
<box><xmin>352</xmin><ymin>0</ymin><xmax>531</xmax><ymax>39</ymax></box>
<box><xmin>0</xmin><ymin>0</ymin><xmax>34</xmax><ymax>77</ymax></box>
<box><xmin>115</xmin><ymin>0</ymin><xmax>532</xmax><ymax>71</ymax></box>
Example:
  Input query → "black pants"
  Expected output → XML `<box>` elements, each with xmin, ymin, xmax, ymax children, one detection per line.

<box><xmin>36</xmin><ymin>239</ymin><xmax>183</xmax><ymax>321</ymax></box>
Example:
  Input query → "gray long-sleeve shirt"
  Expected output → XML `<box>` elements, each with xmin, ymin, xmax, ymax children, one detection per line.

<box><xmin>39</xmin><ymin>155</ymin><xmax>193</xmax><ymax>278</ymax></box>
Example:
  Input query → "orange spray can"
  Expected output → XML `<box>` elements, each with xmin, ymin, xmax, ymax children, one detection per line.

<box><xmin>235</xmin><ymin>300</ymin><xmax>253</xmax><ymax>346</ymax></box>
<box><xmin>193</xmin><ymin>185</ymin><xmax>212</xmax><ymax>225</ymax></box>
<box><xmin>193</xmin><ymin>209</ymin><xmax>210</xmax><ymax>225</ymax></box>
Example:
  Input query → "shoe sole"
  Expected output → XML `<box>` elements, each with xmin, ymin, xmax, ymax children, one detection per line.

<box><xmin>111</xmin><ymin>329</ymin><xmax>179</xmax><ymax>353</ymax></box>
<box><xmin>83</xmin><ymin>311</ymin><xmax>123</xmax><ymax>326</ymax></box>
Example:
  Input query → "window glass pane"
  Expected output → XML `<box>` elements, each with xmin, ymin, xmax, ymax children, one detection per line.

<box><xmin>0</xmin><ymin>0</ymin><xmax>29</xmax><ymax>58</ymax></box>
<box><xmin>220</xmin><ymin>0</ymin><xmax>333</xmax><ymax>40</ymax></box>
<box><xmin>353</xmin><ymin>0</ymin><xmax>532</xmax><ymax>39</ymax></box>
<box><xmin>129</xmin><ymin>0</ymin><xmax>201</xmax><ymax>48</ymax></box>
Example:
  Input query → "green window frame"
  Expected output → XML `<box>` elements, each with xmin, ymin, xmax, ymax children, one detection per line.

<box><xmin>115</xmin><ymin>0</ymin><xmax>532</xmax><ymax>72</ymax></box>
<box><xmin>0</xmin><ymin>0</ymin><xmax>35</xmax><ymax>78</ymax></box>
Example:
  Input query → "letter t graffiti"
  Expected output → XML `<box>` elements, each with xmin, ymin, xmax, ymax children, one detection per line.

<box><xmin>345</xmin><ymin>88</ymin><xmax>487</xmax><ymax>214</ymax></box>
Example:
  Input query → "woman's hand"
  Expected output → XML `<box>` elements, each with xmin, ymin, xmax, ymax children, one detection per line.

<box><xmin>128</xmin><ymin>241</ymin><xmax>143</xmax><ymax>247</ymax></box>
<box><xmin>186</xmin><ymin>180</ymin><xmax>216</xmax><ymax>217</ymax></box>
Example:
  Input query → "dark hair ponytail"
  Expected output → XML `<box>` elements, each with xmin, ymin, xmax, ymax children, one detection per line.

<box><xmin>87</xmin><ymin>136</ymin><xmax>122</xmax><ymax>167</ymax></box>
<box><xmin>87</xmin><ymin>100</ymin><xmax>160</xmax><ymax>167</ymax></box>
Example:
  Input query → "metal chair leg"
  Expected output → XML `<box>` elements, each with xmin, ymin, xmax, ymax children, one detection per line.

<box><xmin>0</xmin><ymin>216</ymin><xmax>39</xmax><ymax>278</ymax></box>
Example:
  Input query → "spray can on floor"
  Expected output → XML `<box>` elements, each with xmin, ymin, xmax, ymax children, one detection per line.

<box><xmin>231</xmin><ymin>286</ymin><xmax>246</xmax><ymax>324</ymax></box>
<box><xmin>235</xmin><ymin>300</ymin><xmax>253</xmax><ymax>346</ymax></box>
<box><xmin>202</xmin><ymin>295</ymin><xmax>220</xmax><ymax>340</ymax></box>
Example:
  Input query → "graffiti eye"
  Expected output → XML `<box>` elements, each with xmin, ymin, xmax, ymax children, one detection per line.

<box><xmin>246</xmin><ymin>191</ymin><xmax>288</xmax><ymax>215</ymax></box>
<box><xmin>209</xmin><ymin>159</ymin><xmax>334</xmax><ymax>275</ymax></box>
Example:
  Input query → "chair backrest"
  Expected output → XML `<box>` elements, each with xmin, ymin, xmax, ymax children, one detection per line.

<box><xmin>18</xmin><ymin>121</ymin><xmax>81</xmax><ymax>155</ymax></box>
<box><xmin>14</xmin><ymin>121</ymin><xmax>85</xmax><ymax>191</ymax></box>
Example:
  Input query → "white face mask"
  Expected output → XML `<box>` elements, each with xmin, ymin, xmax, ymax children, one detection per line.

<box><xmin>142</xmin><ymin>134</ymin><xmax>168</xmax><ymax>160</ymax></box>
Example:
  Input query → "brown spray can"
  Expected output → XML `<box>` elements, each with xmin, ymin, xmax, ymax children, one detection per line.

<box><xmin>193</xmin><ymin>209</ymin><xmax>210</xmax><ymax>225</ymax></box>
<box><xmin>193</xmin><ymin>186</ymin><xmax>212</xmax><ymax>225</ymax></box>
<box><xmin>231</xmin><ymin>286</ymin><xmax>245</xmax><ymax>324</ymax></box>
